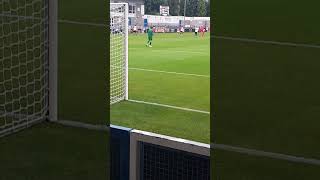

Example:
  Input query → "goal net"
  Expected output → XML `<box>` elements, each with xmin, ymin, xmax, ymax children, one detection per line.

<box><xmin>0</xmin><ymin>0</ymin><xmax>57</xmax><ymax>137</ymax></box>
<box><xmin>110</xmin><ymin>3</ymin><xmax>128</xmax><ymax>105</ymax></box>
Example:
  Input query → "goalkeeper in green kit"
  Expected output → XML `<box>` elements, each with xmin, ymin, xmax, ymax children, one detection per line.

<box><xmin>146</xmin><ymin>27</ymin><xmax>154</xmax><ymax>47</ymax></box>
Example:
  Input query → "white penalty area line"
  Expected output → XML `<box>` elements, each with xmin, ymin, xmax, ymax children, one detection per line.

<box><xmin>128</xmin><ymin>99</ymin><xmax>210</xmax><ymax>115</ymax></box>
<box><xmin>214</xmin><ymin>35</ymin><xmax>320</xmax><ymax>49</ymax></box>
<box><xmin>129</xmin><ymin>67</ymin><xmax>210</xmax><ymax>78</ymax></box>
<box><xmin>212</xmin><ymin>143</ymin><xmax>320</xmax><ymax>166</ymax></box>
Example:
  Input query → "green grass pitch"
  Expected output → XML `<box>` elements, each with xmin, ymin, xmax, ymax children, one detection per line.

<box><xmin>0</xmin><ymin>123</ymin><xmax>109</xmax><ymax>180</ymax></box>
<box><xmin>212</xmin><ymin>150</ymin><xmax>320</xmax><ymax>180</ymax></box>
<box><xmin>111</xmin><ymin>33</ymin><xmax>210</xmax><ymax>143</ymax></box>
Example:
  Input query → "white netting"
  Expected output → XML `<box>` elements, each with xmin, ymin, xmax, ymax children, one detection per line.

<box><xmin>0</xmin><ymin>0</ymin><xmax>49</xmax><ymax>137</ymax></box>
<box><xmin>110</xmin><ymin>3</ymin><xmax>128</xmax><ymax>105</ymax></box>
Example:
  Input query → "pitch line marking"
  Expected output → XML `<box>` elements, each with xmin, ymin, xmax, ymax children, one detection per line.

<box><xmin>58</xmin><ymin>19</ymin><xmax>106</xmax><ymax>27</ymax></box>
<box><xmin>128</xmin><ymin>99</ymin><xmax>210</xmax><ymax>115</ymax></box>
<box><xmin>129</xmin><ymin>48</ymin><xmax>209</xmax><ymax>55</ymax></box>
<box><xmin>54</xmin><ymin>120</ymin><xmax>109</xmax><ymax>131</ymax></box>
<box><xmin>214</xmin><ymin>35</ymin><xmax>320</xmax><ymax>49</ymax></box>
<box><xmin>129</xmin><ymin>67</ymin><xmax>210</xmax><ymax>78</ymax></box>
<box><xmin>211</xmin><ymin>143</ymin><xmax>320</xmax><ymax>166</ymax></box>
<box><xmin>55</xmin><ymin>19</ymin><xmax>320</xmax><ymax>50</ymax></box>
<box><xmin>56</xmin><ymin>19</ymin><xmax>320</xmax><ymax>50</ymax></box>
<box><xmin>111</xmin><ymin>65</ymin><xmax>210</xmax><ymax>78</ymax></box>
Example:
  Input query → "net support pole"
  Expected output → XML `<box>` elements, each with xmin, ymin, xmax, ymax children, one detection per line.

<box><xmin>130</xmin><ymin>131</ymin><xmax>140</xmax><ymax>180</ymax></box>
<box><xmin>49</xmin><ymin>0</ymin><xmax>58</xmax><ymax>121</ymax></box>
<box><xmin>124</xmin><ymin>3</ymin><xmax>129</xmax><ymax>100</ymax></box>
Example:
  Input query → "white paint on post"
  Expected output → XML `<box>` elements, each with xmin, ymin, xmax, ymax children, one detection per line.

<box><xmin>125</xmin><ymin>3</ymin><xmax>129</xmax><ymax>100</ymax></box>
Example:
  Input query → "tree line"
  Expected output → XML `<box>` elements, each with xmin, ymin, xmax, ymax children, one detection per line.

<box><xmin>144</xmin><ymin>0</ymin><xmax>210</xmax><ymax>17</ymax></box>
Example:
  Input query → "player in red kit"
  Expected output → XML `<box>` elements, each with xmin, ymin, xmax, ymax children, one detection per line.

<box><xmin>200</xmin><ymin>26</ymin><xmax>205</xmax><ymax>37</ymax></box>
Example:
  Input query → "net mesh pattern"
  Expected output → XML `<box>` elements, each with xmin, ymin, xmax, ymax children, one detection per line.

<box><xmin>140</xmin><ymin>142</ymin><xmax>210</xmax><ymax>180</ymax></box>
<box><xmin>110</xmin><ymin>3</ymin><xmax>127</xmax><ymax>105</ymax></box>
<box><xmin>0</xmin><ymin>0</ymin><xmax>49</xmax><ymax>137</ymax></box>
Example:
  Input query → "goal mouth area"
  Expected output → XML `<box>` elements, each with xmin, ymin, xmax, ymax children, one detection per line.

<box><xmin>110</xmin><ymin>97</ymin><xmax>126</xmax><ymax>105</ymax></box>
<box><xmin>110</xmin><ymin>3</ymin><xmax>129</xmax><ymax>106</ymax></box>
<box><xmin>0</xmin><ymin>0</ymin><xmax>53</xmax><ymax>137</ymax></box>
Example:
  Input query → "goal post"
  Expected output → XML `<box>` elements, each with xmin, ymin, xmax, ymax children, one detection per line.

<box><xmin>110</xmin><ymin>3</ymin><xmax>129</xmax><ymax>105</ymax></box>
<box><xmin>0</xmin><ymin>0</ymin><xmax>58</xmax><ymax>137</ymax></box>
<box><xmin>49</xmin><ymin>0</ymin><xmax>58</xmax><ymax>122</ymax></box>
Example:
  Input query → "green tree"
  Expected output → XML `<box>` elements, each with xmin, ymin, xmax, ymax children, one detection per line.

<box><xmin>179</xmin><ymin>0</ymin><xmax>185</xmax><ymax>16</ymax></box>
<box><xmin>145</xmin><ymin>0</ymin><xmax>208</xmax><ymax>17</ymax></box>
<box><xmin>144</xmin><ymin>0</ymin><xmax>153</xmax><ymax>14</ymax></box>
<box><xmin>186</xmin><ymin>0</ymin><xmax>199</xmax><ymax>17</ymax></box>
<box><xmin>198</xmin><ymin>0</ymin><xmax>206</xmax><ymax>16</ymax></box>
<box><xmin>144</xmin><ymin>0</ymin><xmax>169</xmax><ymax>15</ymax></box>
<box><xmin>206</xmin><ymin>0</ymin><xmax>210</xmax><ymax>17</ymax></box>
<box><xmin>168</xmin><ymin>0</ymin><xmax>180</xmax><ymax>16</ymax></box>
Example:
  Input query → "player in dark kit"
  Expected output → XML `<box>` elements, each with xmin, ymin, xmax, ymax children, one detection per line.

<box><xmin>146</xmin><ymin>27</ymin><xmax>154</xmax><ymax>47</ymax></box>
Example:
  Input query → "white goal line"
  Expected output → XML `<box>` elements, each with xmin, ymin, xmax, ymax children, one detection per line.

<box><xmin>130</xmin><ymin>67</ymin><xmax>210</xmax><ymax>78</ymax></box>
<box><xmin>128</xmin><ymin>48</ymin><xmax>209</xmax><ymax>55</ymax></box>
<box><xmin>54</xmin><ymin>120</ymin><xmax>109</xmax><ymax>131</ymax></box>
<box><xmin>111</xmin><ymin>65</ymin><xmax>210</xmax><ymax>78</ymax></box>
<box><xmin>128</xmin><ymin>99</ymin><xmax>210</xmax><ymax>115</ymax></box>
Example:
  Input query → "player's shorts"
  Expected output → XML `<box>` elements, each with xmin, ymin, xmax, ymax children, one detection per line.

<box><xmin>148</xmin><ymin>36</ymin><xmax>153</xmax><ymax>41</ymax></box>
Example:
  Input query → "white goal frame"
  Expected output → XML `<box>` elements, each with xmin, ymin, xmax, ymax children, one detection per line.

<box><xmin>110</xmin><ymin>3</ymin><xmax>129</xmax><ymax>105</ymax></box>
<box><xmin>0</xmin><ymin>0</ymin><xmax>58</xmax><ymax>137</ymax></box>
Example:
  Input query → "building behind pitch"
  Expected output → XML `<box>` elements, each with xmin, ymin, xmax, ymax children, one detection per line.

<box><xmin>110</xmin><ymin>0</ymin><xmax>210</xmax><ymax>32</ymax></box>
<box><xmin>111</xmin><ymin>0</ymin><xmax>145</xmax><ymax>30</ymax></box>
